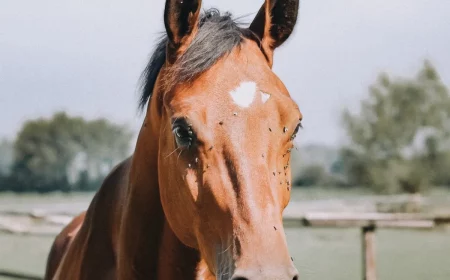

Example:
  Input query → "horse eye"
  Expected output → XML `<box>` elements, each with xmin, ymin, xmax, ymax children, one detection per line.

<box><xmin>172</xmin><ymin>123</ymin><xmax>194</xmax><ymax>148</ymax></box>
<box><xmin>290</xmin><ymin>121</ymin><xmax>302</xmax><ymax>141</ymax></box>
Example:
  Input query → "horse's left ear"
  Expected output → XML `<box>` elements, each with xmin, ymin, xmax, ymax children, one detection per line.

<box><xmin>164</xmin><ymin>0</ymin><xmax>202</xmax><ymax>63</ymax></box>
<box><xmin>249</xmin><ymin>0</ymin><xmax>300</xmax><ymax>66</ymax></box>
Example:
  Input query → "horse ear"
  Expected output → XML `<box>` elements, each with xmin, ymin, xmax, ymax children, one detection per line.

<box><xmin>249</xmin><ymin>0</ymin><xmax>299</xmax><ymax>65</ymax></box>
<box><xmin>164</xmin><ymin>0</ymin><xmax>202</xmax><ymax>63</ymax></box>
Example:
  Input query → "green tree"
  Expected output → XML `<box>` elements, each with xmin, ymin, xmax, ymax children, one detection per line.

<box><xmin>0</xmin><ymin>139</ymin><xmax>14</xmax><ymax>191</ymax></box>
<box><xmin>421</xmin><ymin>135</ymin><xmax>450</xmax><ymax>186</ymax></box>
<box><xmin>341</xmin><ymin>61</ymin><xmax>450</xmax><ymax>194</ymax></box>
<box><xmin>11</xmin><ymin>114</ymin><xmax>79</xmax><ymax>192</ymax></box>
<box><xmin>81</xmin><ymin>119</ymin><xmax>132</xmax><ymax>183</ymax></box>
<box><xmin>294</xmin><ymin>165</ymin><xmax>327</xmax><ymax>186</ymax></box>
<box><xmin>0</xmin><ymin>139</ymin><xmax>13</xmax><ymax>176</ymax></box>
<box><xmin>9</xmin><ymin>112</ymin><xmax>133</xmax><ymax>193</ymax></box>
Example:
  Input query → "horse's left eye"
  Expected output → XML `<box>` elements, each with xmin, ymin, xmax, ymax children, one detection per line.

<box><xmin>290</xmin><ymin>121</ymin><xmax>302</xmax><ymax>141</ymax></box>
<box><xmin>172</xmin><ymin>124</ymin><xmax>194</xmax><ymax>148</ymax></box>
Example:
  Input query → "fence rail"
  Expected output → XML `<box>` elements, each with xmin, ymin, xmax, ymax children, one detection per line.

<box><xmin>1</xmin><ymin>209</ymin><xmax>450</xmax><ymax>280</ymax></box>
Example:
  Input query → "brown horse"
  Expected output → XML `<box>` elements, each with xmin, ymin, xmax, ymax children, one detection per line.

<box><xmin>45</xmin><ymin>0</ymin><xmax>302</xmax><ymax>279</ymax></box>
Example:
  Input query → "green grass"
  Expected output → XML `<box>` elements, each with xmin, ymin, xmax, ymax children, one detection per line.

<box><xmin>1</xmin><ymin>228</ymin><xmax>449</xmax><ymax>280</ymax></box>
<box><xmin>0</xmin><ymin>234</ymin><xmax>54</xmax><ymax>279</ymax></box>
<box><xmin>0</xmin><ymin>192</ymin><xmax>93</xmax><ymax>212</ymax></box>
<box><xmin>1</xmin><ymin>189</ymin><xmax>450</xmax><ymax>279</ymax></box>
<box><xmin>287</xmin><ymin>227</ymin><xmax>450</xmax><ymax>280</ymax></box>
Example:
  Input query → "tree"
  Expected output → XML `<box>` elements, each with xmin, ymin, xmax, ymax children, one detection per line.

<box><xmin>0</xmin><ymin>139</ymin><xmax>14</xmax><ymax>191</ymax></box>
<box><xmin>294</xmin><ymin>165</ymin><xmax>327</xmax><ymax>186</ymax></box>
<box><xmin>341</xmin><ymin>61</ymin><xmax>450</xmax><ymax>194</ymax></box>
<box><xmin>0</xmin><ymin>139</ymin><xmax>13</xmax><ymax>176</ymax></box>
<box><xmin>422</xmin><ymin>135</ymin><xmax>450</xmax><ymax>186</ymax></box>
<box><xmin>9</xmin><ymin>112</ymin><xmax>133</xmax><ymax>193</ymax></box>
<box><xmin>11</xmin><ymin>114</ymin><xmax>80</xmax><ymax>192</ymax></box>
<box><xmin>80</xmin><ymin>119</ymin><xmax>132</xmax><ymax>183</ymax></box>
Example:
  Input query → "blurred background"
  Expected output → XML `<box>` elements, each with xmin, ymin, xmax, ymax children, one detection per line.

<box><xmin>1</xmin><ymin>0</ymin><xmax>450</xmax><ymax>279</ymax></box>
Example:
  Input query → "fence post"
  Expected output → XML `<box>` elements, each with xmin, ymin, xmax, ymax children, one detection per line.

<box><xmin>361</xmin><ymin>225</ymin><xmax>377</xmax><ymax>280</ymax></box>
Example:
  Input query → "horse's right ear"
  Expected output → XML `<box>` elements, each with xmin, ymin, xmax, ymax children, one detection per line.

<box><xmin>164</xmin><ymin>0</ymin><xmax>202</xmax><ymax>63</ymax></box>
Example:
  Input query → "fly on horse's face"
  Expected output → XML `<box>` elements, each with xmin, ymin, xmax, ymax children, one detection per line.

<box><xmin>144</xmin><ymin>1</ymin><xmax>302</xmax><ymax>279</ymax></box>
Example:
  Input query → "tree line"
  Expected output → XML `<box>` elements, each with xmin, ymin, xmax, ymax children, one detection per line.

<box><xmin>0</xmin><ymin>60</ymin><xmax>449</xmax><ymax>194</ymax></box>
<box><xmin>292</xmin><ymin>60</ymin><xmax>450</xmax><ymax>194</ymax></box>
<box><xmin>0</xmin><ymin>112</ymin><xmax>132</xmax><ymax>193</ymax></box>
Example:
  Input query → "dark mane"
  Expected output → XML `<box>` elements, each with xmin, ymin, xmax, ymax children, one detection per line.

<box><xmin>138</xmin><ymin>8</ymin><xmax>256</xmax><ymax>111</ymax></box>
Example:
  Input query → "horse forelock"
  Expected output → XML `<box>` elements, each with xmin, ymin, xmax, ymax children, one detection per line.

<box><xmin>138</xmin><ymin>8</ymin><xmax>260</xmax><ymax>112</ymax></box>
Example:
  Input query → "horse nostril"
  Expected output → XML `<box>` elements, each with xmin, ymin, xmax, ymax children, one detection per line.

<box><xmin>292</xmin><ymin>276</ymin><xmax>299</xmax><ymax>280</ymax></box>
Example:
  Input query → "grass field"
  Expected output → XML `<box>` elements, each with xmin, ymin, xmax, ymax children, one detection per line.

<box><xmin>1</xmin><ymin>188</ymin><xmax>450</xmax><ymax>280</ymax></box>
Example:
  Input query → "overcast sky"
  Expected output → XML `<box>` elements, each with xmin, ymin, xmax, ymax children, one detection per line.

<box><xmin>1</xmin><ymin>0</ymin><xmax>449</xmax><ymax>147</ymax></box>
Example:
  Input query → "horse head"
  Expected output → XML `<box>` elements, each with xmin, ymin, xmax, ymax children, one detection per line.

<box><xmin>138</xmin><ymin>1</ymin><xmax>302</xmax><ymax>279</ymax></box>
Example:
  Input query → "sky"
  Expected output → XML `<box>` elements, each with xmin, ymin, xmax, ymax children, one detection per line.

<box><xmin>1</xmin><ymin>0</ymin><xmax>449</xmax><ymax>147</ymax></box>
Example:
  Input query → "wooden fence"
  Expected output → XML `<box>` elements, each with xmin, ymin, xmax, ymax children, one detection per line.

<box><xmin>1</xmin><ymin>210</ymin><xmax>450</xmax><ymax>280</ymax></box>
<box><xmin>283</xmin><ymin>211</ymin><xmax>450</xmax><ymax>280</ymax></box>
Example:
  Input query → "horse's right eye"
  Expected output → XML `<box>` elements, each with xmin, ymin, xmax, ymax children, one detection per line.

<box><xmin>172</xmin><ymin>122</ymin><xmax>195</xmax><ymax>148</ymax></box>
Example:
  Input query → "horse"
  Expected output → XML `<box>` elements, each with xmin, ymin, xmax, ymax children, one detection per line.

<box><xmin>44</xmin><ymin>0</ymin><xmax>302</xmax><ymax>279</ymax></box>
<box><xmin>44</xmin><ymin>212</ymin><xmax>86</xmax><ymax>280</ymax></box>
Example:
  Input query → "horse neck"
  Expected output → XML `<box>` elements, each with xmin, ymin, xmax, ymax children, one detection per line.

<box><xmin>157</xmin><ymin>218</ymin><xmax>202</xmax><ymax>279</ymax></box>
<box><xmin>118</xmin><ymin>111</ymin><xmax>201</xmax><ymax>280</ymax></box>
